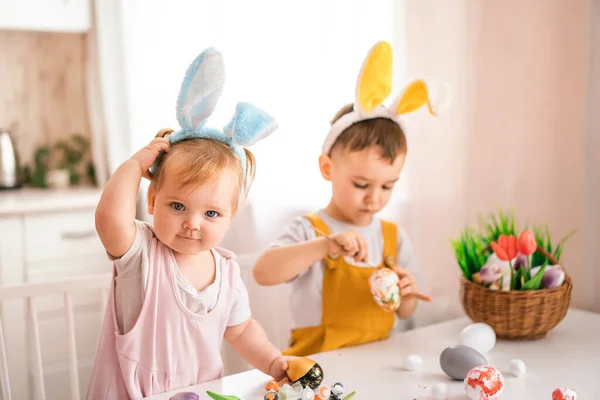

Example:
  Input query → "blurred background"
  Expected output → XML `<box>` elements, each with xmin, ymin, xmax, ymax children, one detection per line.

<box><xmin>0</xmin><ymin>0</ymin><xmax>597</xmax><ymax>398</ymax></box>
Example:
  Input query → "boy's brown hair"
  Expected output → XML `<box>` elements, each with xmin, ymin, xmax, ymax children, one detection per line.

<box><xmin>329</xmin><ymin>103</ymin><xmax>407</xmax><ymax>162</ymax></box>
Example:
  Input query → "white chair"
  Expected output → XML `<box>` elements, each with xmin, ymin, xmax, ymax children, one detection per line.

<box><xmin>0</xmin><ymin>273</ymin><xmax>111</xmax><ymax>400</ymax></box>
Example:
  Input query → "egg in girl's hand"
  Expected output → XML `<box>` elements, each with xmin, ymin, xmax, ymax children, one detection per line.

<box><xmin>464</xmin><ymin>365</ymin><xmax>504</xmax><ymax>400</ymax></box>
<box><xmin>552</xmin><ymin>388</ymin><xmax>577</xmax><ymax>400</ymax></box>
<box><xmin>286</xmin><ymin>357</ymin><xmax>324</xmax><ymax>389</ymax></box>
<box><xmin>459</xmin><ymin>323</ymin><xmax>496</xmax><ymax>354</ymax></box>
<box><xmin>369</xmin><ymin>268</ymin><xmax>401</xmax><ymax>312</ymax></box>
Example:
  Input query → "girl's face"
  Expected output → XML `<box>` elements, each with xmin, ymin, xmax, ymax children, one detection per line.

<box><xmin>147</xmin><ymin>167</ymin><xmax>237</xmax><ymax>255</ymax></box>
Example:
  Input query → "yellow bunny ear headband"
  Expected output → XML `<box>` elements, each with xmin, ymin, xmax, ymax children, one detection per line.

<box><xmin>322</xmin><ymin>41</ymin><xmax>452</xmax><ymax>154</ymax></box>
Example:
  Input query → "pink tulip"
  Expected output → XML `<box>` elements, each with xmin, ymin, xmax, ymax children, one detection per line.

<box><xmin>517</xmin><ymin>230</ymin><xmax>537</xmax><ymax>256</ymax></box>
<box><xmin>491</xmin><ymin>234</ymin><xmax>517</xmax><ymax>261</ymax></box>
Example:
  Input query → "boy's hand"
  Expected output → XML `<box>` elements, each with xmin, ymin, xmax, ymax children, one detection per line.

<box><xmin>327</xmin><ymin>231</ymin><xmax>368</xmax><ymax>262</ymax></box>
<box><xmin>393</xmin><ymin>266</ymin><xmax>432</xmax><ymax>302</ymax></box>
<box><xmin>268</xmin><ymin>355</ymin><xmax>293</xmax><ymax>381</ymax></box>
<box><xmin>130</xmin><ymin>137</ymin><xmax>170</xmax><ymax>180</ymax></box>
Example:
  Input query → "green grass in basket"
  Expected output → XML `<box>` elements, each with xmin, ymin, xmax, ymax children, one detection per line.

<box><xmin>452</xmin><ymin>209</ymin><xmax>515</xmax><ymax>280</ymax></box>
<box><xmin>452</xmin><ymin>208</ymin><xmax>575</xmax><ymax>286</ymax></box>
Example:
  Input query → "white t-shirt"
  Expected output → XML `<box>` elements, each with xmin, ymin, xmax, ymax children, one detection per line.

<box><xmin>112</xmin><ymin>220</ymin><xmax>251</xmax><ymax>334</ymax></box>
<box><xmin>270</xmin><ymin>210</ymin><xmax>422</xmax><ymax>330</ymax></box>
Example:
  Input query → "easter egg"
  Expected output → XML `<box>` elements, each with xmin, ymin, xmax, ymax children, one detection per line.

<box><xmin>552</xmin><ymin>388</ymin><xmax>577</xmax><ymax>400</ymax></box>
<box><xmin>286</xmin><ymin>357</ymin><xmax>324</xmax><ymax>389</ymax></box>
<box><xmin>459</xmin><ymin>323</ymin><xmax>496</xmax><ymax>354</ymax></box>
<box><xmin>369</xmin><ymin>267</ymin><xmax>401</xmax><ymax>312</ymax></box>
<box><xmin>440</xmin><ymin>345</ymin><xmax>487</xmax><ymax>380</ymax></box>
<box><xmin>403</xmin><ymin>354</ymin><xmax>424</xmax><ymax>371</ymax></box>
<box><xmin>170</xmin><ymin>393</ymin><xmax>199</xmax><ymax>400</ymax></box>
<box><xmin>464</xmin><ymin>365</ymin><xmax>504</xmax><ymax>400</ymax></box>
<box><xmin>431</xmin><ymin>382</ymin><xmax>450</xmax><ymax>400</ymax></box>
<box><xmin>509</xmin><ymin>359</ymin><xmax>526</xmax><ymax>377</ymax></box>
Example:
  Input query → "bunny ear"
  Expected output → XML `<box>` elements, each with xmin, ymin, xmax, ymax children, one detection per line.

<box><xmin>390</xmin><ymin>78</ymin><xmax>452</xmax><ymax>116</ymax></box>
<box><xmin>223</xmin><ymin>102</ymin><xmax>278</xmax><ymax>146</ymax></box>
<box><xmin>176</xmin><ymin>48</ymin><xmax>225</xmax><ymax>132</ymax></box>
<box><xmin>355</xmin><ymin>41</ymin><xmax>393</xmax><ymax>115</ymax></box>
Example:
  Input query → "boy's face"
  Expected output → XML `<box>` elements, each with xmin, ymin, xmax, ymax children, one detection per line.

<box><xmin>320</xmin><ymin>146</ymin><xmax>406</xmax><ymax>226</ymax></box>
<box><xmin>147</xmin><ymin>167</ymin><xmax>236</xmax><ymax>255</ymax></box>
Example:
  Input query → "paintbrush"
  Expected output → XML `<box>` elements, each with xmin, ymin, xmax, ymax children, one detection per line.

<box><xmin>311</xmin><ymin>225</ymin><xmax>376</xmax><ymax>267</ymax></box>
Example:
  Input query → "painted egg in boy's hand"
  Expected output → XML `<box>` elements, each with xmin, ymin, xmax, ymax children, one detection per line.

<box><xmin>369</xmin><ymin>268</ymin><xmax>401</xmax><ymax>312</ymax></box>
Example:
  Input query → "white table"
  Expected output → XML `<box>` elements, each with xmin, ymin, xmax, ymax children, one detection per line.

<box><xmin>147</xmin><ymin>308</ymin><xmax>600</xmax><ymax>399</ymax></box>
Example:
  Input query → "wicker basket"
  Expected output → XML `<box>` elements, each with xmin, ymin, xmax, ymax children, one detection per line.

<box><xmin>460</xmin><ymin>272</ymin><xmax>572</xmax><ymax>340</ymax></box>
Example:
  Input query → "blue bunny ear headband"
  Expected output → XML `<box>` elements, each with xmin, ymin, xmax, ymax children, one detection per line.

<box><xmin>152</xmin><ymin>47</ymin><xmax>278</xmax><ymax>174</ymax></box>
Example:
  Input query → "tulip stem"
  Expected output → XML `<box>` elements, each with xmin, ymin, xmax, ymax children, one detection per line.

<box><xmin>508</xmin><ymin>259</ymin><xmax>515</xmax><ymax>290</ymax></box>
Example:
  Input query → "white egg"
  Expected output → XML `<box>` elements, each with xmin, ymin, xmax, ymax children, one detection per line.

<box><xmin>431</xmin><ymin>382</ymin><xmax>450</xmax><ymax>400</ymax></box>
<box><xmin>403</xmin><ymin>354</ymin><xmax>423</xmax><ymax>371</ymax></box>
<box><xmin>509</xmin><ymin>359</ymin><xmax>526</xmax><ymax>377</ymax></box>
<box><xmin>459</xmin><ymin>323</ymin><xmax>496</xmax><ymax>354</ymax></box>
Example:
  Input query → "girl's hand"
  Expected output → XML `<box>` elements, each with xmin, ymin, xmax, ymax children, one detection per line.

<box><xmin>393</xmin><ymin>266</ymin><xmax>432</xmax><ymax>302</ymax></box>
<box><xmin>268</xmin><ymin>355</ymin><xmax>293</xmax><ymax>381</ymax></box>
<box><xmin>328</xmin><ymin>231</ymin><xmax>368</xmax><ymax>262</ymax></box>
<box><xmin>130</xmin><ymin>137</ymin><xmax>170</xmax><ymax>180</ymax></box>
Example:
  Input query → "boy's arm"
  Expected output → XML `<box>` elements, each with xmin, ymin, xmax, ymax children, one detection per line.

<box><xmin>254</xmin><ymin>218</ymin><xmax>370</xmax><ymax>286</ymax></box>
<box><xmin>253</xmin><ymin>237</ymin><xmax>331</xmax><ymax>286</ymax></box>
<box><xmin>95</xmin><ymin>138</ymin><xmax>169</xmax><ymax>258</ymax></box>
<box><xmin>396</xmin><ymin>283</ymin><xmax>419</xmax><ymax>319</ymax></box>
<box><xmin>394</xmin><ymin>226</ymin><xmax>431</xmax><ymax>319</ymax></box>
<box><xmin>224</xmin><ymin>318</ymin><xmax>288</xmax><ymax>380</ymax></box>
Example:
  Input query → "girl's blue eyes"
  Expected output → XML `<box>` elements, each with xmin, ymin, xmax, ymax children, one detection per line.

<box><xmin>170</xmin><ymin>202</ymin><xmax>185</xmax><ymax>211</ymax></box>
<box><xmin>205</xmin><ymin>210</ymin><xmax>219</xmax><ymax>218</ymax></box>
<box><xmin>169</xmin><ymin>203</ymin><xmax>219</xmax><ymax>218</ymax></box>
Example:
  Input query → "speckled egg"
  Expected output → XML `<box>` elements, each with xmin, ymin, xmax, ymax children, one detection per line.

<box><xmin>552</xmin><ymin>388</ymin><xmax>577</xmax><ymax>400</ymax></box>
<box><xmin>369</xmin><ymin>268</ymin><xmax>401</xmax><ymax>312</ymax></box>
<box><xmin>464</xmin><ymin>365</ymin><xmax>504</xmax><ymax>400</ymax></box>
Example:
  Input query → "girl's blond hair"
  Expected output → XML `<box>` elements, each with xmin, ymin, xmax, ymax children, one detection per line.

<box><xmin>149</xmin><ymin>129</ymin><xmax>255</xmax><ymax>211</ymax></box>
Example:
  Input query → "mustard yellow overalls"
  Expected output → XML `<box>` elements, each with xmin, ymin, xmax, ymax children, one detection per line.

<box><xmin>283</xmin><ymin>213</ymin><xmax>397</xmax><ymax>357</ymax></box>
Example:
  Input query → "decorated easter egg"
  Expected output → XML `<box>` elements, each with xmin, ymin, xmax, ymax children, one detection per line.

<box><xmin>369</xmin><ymin>267</ymin><xmax>401</xmax><ymax>312</ymax></box>
<box><xmin>552</xmin><ymin>388</ymin><xmax>577</xmax><ymax>400</ymax></box>
<box><xmin>440</xmin><ymin>345</ymin><xmax>487</xmax><ymax>380</ymax></box>
<box><xmin>459</xmin><ymin>323</ymin><xmax>496</xmax><ymax>354</ymax></box>
<box><xmin>431</xmin><ymin>382</ymin><xmax>450</xmax><ymax>400</ymax></box>
<box><xmin>509</xmin><ymin>359</ymin><xmax>526</xmax><ymax>377</ymax></box>
<box><xmin>286</xmin><ymin>357</ymin><xmax>324</xmax><ymax>389</ymax></box>
<box><xmin>464</xmin><ymin>365</ymin><xmax>504</xmax><ymax>400</ymax></box>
